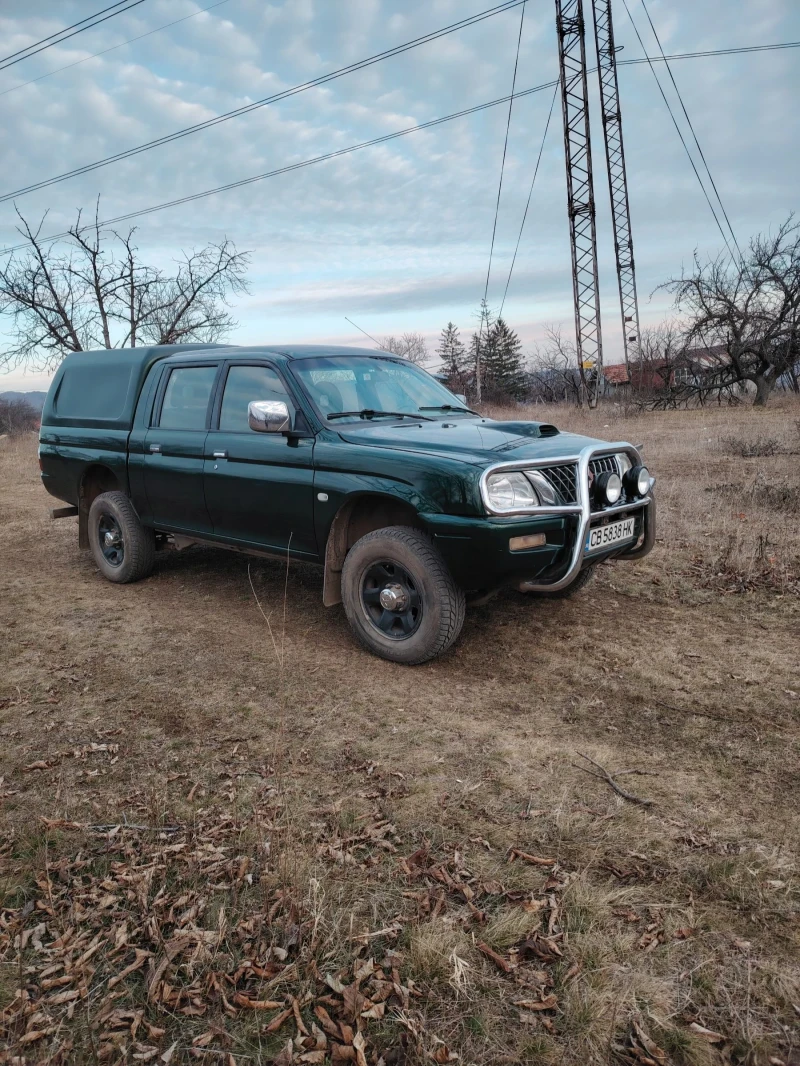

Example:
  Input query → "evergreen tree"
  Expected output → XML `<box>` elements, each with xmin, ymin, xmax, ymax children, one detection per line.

<box><xmin>469</xmin><ymin>299</ymin><xmax>495</xmax><ymax>401</ymax></box>
<box><xmin>483</xmin><ymin>317</ymin><xmax>526</xmax><ymax>399</ymax></box>
<box><xmin>436</xmin><ymin>322</ymin><xmax>466</xmax><ymax>377</ymax></box>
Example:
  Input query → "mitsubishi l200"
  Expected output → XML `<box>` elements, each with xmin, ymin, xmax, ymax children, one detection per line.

<box><xmin>39</xmin><ymin>344</ymin><xmax>655</xmax><ymax>663</ymax></box>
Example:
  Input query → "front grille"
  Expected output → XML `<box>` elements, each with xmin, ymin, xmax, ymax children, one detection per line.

<box><xmin>589</xmin><ymin>455</ymin><xmax>619</xmax><ymax>480</ymax></box>
<box><xmin>538</xmin><ymin>463</ymin><xmax>578</xmax><ymax>503</ymax></box>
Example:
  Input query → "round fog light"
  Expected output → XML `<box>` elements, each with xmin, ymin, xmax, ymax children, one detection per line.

<box><xmin>596</xmin><ymin>471</ymin><xmax>622</xmax><ymax>505</ymax></box>
<box><xmin>624</xmin><ymin>465</ymin><xmax>650</xmax><ymax>498</ymax></box>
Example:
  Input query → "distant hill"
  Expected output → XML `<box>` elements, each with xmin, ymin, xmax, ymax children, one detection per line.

<box><xmin>0</xmin><ymin>391</ymin><xmax>47</xmax><ymax>412</ymax></box>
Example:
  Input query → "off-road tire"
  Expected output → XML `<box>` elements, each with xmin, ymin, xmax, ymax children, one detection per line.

<box><xmin>88</xmin><ymin>490</ymin><xmax>155</xmax><ymax>584</ymax></box>
<box><xmin>341</xmin><ymin>525</ymin><xmax>465</xmax><ymax>665</ymax></box>
<box><xmin>528</xmin><ymin>564</ymin><xmax>596</xmax><ymax>599</ymax></box>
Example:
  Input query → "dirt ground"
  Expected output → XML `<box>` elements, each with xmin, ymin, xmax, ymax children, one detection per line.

<box><xmin>1</xmin><ymin>398</ymin><xmax>799</xmax><ymax>1066</ymax></box>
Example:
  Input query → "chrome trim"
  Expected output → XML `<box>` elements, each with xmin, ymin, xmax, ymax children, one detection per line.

<box><xmin>479</xmin><ymin>442</ymin><xmax>642</xmax><ymax>518</ymax></box>
<box><xmin>587</xmin><ymin>497</ymin><xmax>650</xmax><ymax>520</ymax></box>
<box><xmin>479</xmin><ymin>442</ymin><xmax>652</xmax><ymax>593</ymax></box>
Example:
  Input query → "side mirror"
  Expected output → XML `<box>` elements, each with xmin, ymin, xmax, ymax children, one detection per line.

<box><xmin>455</xmin><ymin>393</ymin><xmax>467</xmax><ymax>404</ymax></box>
<box><xmin>248</xmin><ymin>400</ymin><xmax>291</xmax><ymax>433</ymax></box>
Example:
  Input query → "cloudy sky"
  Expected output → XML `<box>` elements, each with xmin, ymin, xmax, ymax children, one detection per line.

<box><xmin>1</xmin><ymin>0</ymin><xmax>798</xmax><ymax>391</ymax></box>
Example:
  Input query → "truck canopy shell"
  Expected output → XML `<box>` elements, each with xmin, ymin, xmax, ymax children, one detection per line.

<box><xmin>41</xmin><ymin>344</ymin><xmax>232</xmax><ymax>430</ymax></box>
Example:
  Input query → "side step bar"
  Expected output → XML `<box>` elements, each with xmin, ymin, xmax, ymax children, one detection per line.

<box><xmin>50</xmin><ymin>505</ymin><xmax>79</xmax><ymax>519</ymax></box>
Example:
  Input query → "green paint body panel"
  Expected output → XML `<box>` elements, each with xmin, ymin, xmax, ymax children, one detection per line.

<box><xmin>39</xmin><ymin>343</ymin><xmax>653</xmax><ymax>591</ymax></box>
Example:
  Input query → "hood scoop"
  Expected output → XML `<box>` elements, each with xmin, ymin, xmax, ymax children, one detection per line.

<box><xmin>490</xmin><ymin>420</ymin><xmax>560</xmax><ymax>452</ymax></box>
<box><xmin>491</xmin><ymin>421</ymin><xmax>560</xmax><ymax>438</ymax></box>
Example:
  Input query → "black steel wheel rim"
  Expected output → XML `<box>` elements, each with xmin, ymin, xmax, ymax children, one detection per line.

<box><xmin>98</xmin><ymin>512</ymin><xmax>124</xmax><ymax>567</ymax></box>
<box><xmin>360</xmin><ymin>560</ymin><xmax>422</xmax><ymax>640</ymax></box>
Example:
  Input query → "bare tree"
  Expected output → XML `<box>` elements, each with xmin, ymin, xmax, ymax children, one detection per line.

<box><xmin>528</xmin><ymin>326</ymin><xmax>584</xmax><ymax>405</ymax></box>
<box><xmin>376</xmin><ymin>331</ymin><xmax>428</xmax><ymax>365</ymax></box>
<box><xmin>0</xmin><ymin>204</ymin><xmax>250</xmax><ymax>371</ymax></box>
<box><xmin>665</xmin><ymin>216</ymin><xmax>800</xmax><ymax>406</ymax></box>
<box><xmin>630</xmin><ymin>322</ymin><xmax>683</xmax><ymax>392</ymax></box>
<box><xmin>0</xmin><ymin>396</ymin><xmax>39</xmax><ymax>435</ymax></box>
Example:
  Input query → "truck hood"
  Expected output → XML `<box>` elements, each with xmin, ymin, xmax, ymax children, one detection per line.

<box><xmin>336</xmin><ymin>417</ymin><xmax>618</xmax><ymax>465</ymax></box>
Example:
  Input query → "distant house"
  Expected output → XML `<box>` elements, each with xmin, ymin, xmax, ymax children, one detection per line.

<box><xmin>602</xmin><ymin>345</ymin><xmax>731</xmax><ymax>394</ymax></box>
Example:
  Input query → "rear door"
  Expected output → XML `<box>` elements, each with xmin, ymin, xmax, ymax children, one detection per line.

<box><xmin>142</xmin><ymin>362</ymin><xmax>220</xmax><ymax>533</ymax></box>
<box><xmin>203</xmin><ymin>361</ymin><xmax>317</xmax><ymax>556</ymax></box>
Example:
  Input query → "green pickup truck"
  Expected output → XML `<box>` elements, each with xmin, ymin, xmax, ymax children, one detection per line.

<box><xmin>39</xmin><ymin>343</ymin><xmax>655</xmax><ymax>663</ymax></box>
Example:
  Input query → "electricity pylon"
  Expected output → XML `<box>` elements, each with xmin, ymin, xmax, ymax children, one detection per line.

<box><xmin>555</xmin><ymin>0</ymin><xmax>603</xmax><ymax>406</ymax></box>
<box><xmin>554</xmin><ymin>0</ymin><xmax>640</xmax><ymax>403</ymax></box>
<box><xmin>591</xmin><ymin>0</ymin><xmax>640</xmax><ymax>374</ymax></box>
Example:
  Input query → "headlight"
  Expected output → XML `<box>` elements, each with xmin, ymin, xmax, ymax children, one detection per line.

<box><xmin>616</xmin><ymin>452</ymin><xmax>632</xmax><ymax>477</ymax></box>
<box><xmin>485</xmin><ymin>471</ymin><xmax>539</xmax><ymax>512</ymax></box>
<box><xmin>623</xmin><ymin>465</ymin><xmax>651</xmax><ymax>498</ymax></box>
<box><xmin>526</xmin><ymin>470</ymin><xmax>559</xmax><ymax>506</ymax></box>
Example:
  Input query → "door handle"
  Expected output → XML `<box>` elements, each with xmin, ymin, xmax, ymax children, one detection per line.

<box><xmin>149</xmin><ymin>443</ymin><xmax>161</xmax><ymax>453</ymax></box>
<box><xmin>212</xmin><ymin>450</ymin><xmax>228</xmax><ymax>459</ymax></box>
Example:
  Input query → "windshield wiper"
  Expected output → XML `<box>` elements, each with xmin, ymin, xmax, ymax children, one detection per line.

<box><xmin>327</xmin><ymin>409</ymin><xmax>434</xmax><ymax>421</ymax></box>
<box><xmin>419</xmin><ymin>404</ymin><xmax>479</xmax><ymax>415</ymax></box>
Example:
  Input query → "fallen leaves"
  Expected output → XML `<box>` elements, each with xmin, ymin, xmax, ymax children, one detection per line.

<box><xmin>23</xmin><ymin>742</ymin><xmax>120</xmax><ymax>773</ymax></box>
<box><xmin>477</xmin><ymin>941</ymin><xmax>514</xmax><ymax>973</ymax></box>
<box><xmin>689</xmin><ymin>1022</ymin><xmax>725</xmax><ymax>1043</ymax></box>
<box><xmin>507</xmin><ymin>848</ymin><xmax>556</xmax><ymax>866</ymax></box>
<box><xmin>514</xmin><ymin>994</ymin><xmax>558</xmax><ymax>1011</ymax></box>
<box><xmin>2</xmin><ymin>808</ymin><xmax>477</xmax><ymax>1064</ymax></box>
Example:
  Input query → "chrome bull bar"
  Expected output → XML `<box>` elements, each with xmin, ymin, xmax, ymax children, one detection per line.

<box><xmin>478</xmin><ymin>442</ymin><xmax>655</xmax><ymax>594</ymax></box>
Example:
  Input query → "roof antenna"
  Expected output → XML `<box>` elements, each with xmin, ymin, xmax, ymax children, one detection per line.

<box><xmin>345</xmin><ymin>316</ymin><xmax>382</xmax><ymax>347</ymax></box>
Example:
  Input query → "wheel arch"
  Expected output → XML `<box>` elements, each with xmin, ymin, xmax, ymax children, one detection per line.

<box><xmin>322</xmin><ymin>492</ymin><xmax>427</xmax><ymax>607</ymax></box>
<box><xmin>78</xmin><ymin>464</ymin><xmax>122</xmax><ymax>549</ymax></box>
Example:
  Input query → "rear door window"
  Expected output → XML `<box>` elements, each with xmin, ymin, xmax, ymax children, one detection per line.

<box><xmin>158</xmin><ymin>366</ymin><xmax>218</xmax><ymax>430</ymax></box>
<box><xmin>218</xmin><ymin>365</ymin><xmax>294</xmax><ymax>432</ymax></box>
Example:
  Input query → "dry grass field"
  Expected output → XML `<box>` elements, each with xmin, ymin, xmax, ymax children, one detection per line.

<box><xmin>1</xmin><ymin>398</ymin><xmax>799</xmax><ymax>1066</ymax></box>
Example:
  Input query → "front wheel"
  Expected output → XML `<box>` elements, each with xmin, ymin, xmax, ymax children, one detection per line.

<box><xmin>88</xmin><ymin>491</ymin><xmax>155</xmax><ymax>584</ymax></box>
<box><xmin>341</xmin><ymin>526</ymin><xmax>465</xmax><ymax>664</ymax></box>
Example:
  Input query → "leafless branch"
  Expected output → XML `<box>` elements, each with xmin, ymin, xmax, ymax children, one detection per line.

<box><xmin>573</xmin><ymin>751</ymin><xmax>655</xmax><ymax>807</ymax></box>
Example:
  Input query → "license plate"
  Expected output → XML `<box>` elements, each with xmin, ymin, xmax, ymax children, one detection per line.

<box><xmin>585</xmin><ymin>516</ymin><xmax>636</xmax><ymax>554</ymax></box>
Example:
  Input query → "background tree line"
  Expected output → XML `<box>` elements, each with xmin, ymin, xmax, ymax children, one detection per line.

<box><xmin>1</xmin><ymin>207</ymin><xmax>798</xmax><ymax>412</ymax></box>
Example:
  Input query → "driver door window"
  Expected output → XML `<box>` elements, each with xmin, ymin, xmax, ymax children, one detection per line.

<box><xmin>219</xmin><ymin>365</ymin><xmax>294</xmax><ymax>431</ymax></box>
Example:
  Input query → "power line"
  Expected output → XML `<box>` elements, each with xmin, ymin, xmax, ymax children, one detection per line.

<box><xmin>0</xmin><ymin>80</ymin><xmax>559</xmax><ymax>255</ymax></box>
<box><xmin>620</xmin><ymin>0</ymin><xmax>738</xmax><ymax>263</ymax></box>
<box><xmin>0</xmin><ymin>0</ymin><xmax>231</xmax><ymax>100</ymax></box>
<box><xmin>1</xmin><ymin>28</ymin><xmax>795</xmax><ymax>206</ymax></box>
<box><xmin>499</xmin><ymin>79</ymin><xmax>559</xmax><ymax>316</ymax></box>
<box><xmin>483</xmin><ymin>1</ymin><xmax>527</xmax><ymax>311</ymax></box>
<box><xmin>4</xmin><ymin>31</ymin><xmax>789</xmax><ymax>102</ymax></box>
<box><xmin>0</xmin><ymin>0</ymin><xmax>528</xmax><ymax>206</ymax></box>
<box><xmin>0</xmin><ymin>1</ymin><xmax>130</xmax><ymax>65</ymax></box>
<box><xmin>637</xmin><ymin>0</ymin><xmax>743</xmax><ymax>262</ymax></box>
<box><xmin>621</xmin><ymin>40</ymin><xmax>800</xmax><ymax>63</ymax></box>
<box><xmin>0</xmin><ymin>38</ymin><xmax>796</xmax><ymax>256</ymax></box>
<box><xmin>0</xmin><ymin>1</ymin><xmax>148</xmax><ymax>73</ymax></box>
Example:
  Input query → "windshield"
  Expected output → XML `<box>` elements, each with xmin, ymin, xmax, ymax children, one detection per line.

<box><xmin>290</xmin><ymin>356</ymin><xmax>468</xmax><ymax>423</ymax></box>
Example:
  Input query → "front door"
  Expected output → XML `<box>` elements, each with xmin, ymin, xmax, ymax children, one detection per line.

<box><xmin>142</xmin><ymin>363</ymin><xmax>219</xmax><ymax>533</ymax></box>
<box><xmin>203</xmin><ymin>362</ymin><xmax>317</xmax><ymax>557</ymax></box>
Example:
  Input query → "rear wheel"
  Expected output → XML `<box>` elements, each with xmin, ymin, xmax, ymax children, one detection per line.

<box><xmin>88</xmin><ymin>491</ymin><xmax>155</xmax><ymax>584</ymax></box>
<box><xmin>341</xmin><ymin>526</ymin><xmax>465</xmax><ymax>664</ymax></box>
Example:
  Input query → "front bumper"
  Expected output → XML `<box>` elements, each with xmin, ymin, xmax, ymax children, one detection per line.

<box><xmin>422</xmin><ymin>442</ymin><xmax>656</xmax><ymax>593</ymax></box>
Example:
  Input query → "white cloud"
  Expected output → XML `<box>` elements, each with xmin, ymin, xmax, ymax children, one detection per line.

<box><xmin>1</xmin><ymin>0</ymin><xmax>799</xmax><ymax>392</ymax></box>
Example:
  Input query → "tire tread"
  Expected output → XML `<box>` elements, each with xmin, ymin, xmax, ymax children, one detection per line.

<box><xmin>342</xmin><ymin>525</ymin><xmax>465</xmax><ymax>664</ymax></box>
<box><xmin>89</xmin><ymin>490</ymin><xmax>155</xmax><ymax>584</ymax></box>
